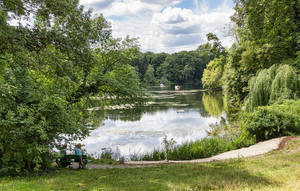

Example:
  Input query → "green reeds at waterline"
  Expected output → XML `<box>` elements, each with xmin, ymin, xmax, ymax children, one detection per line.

<box><xmin>134</xmin><ymin>136</ymin><xmax>254</xmax><ymax>161</ymax></box>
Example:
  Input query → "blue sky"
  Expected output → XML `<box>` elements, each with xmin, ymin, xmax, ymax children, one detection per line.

<box><xmin>176</xmin><ymin>0</ymin><xmax>233</xmax><ymax>10</ymax></box>
<box><xmin>80</xmin><ymin>0</ymin><xmax>235</xmax><ymax>53</ymax></box>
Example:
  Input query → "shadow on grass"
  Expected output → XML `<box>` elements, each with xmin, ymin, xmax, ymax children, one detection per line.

<box><xmin>43</xmin><ymin>160</ymin><xmax>278</xmax><ymax>191</ymax></box>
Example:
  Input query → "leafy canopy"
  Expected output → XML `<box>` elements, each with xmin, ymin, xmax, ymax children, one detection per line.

<box><xmin>0</xmin><ymin>0</ymin><xmax>143</xmax><ymax>173</ymax></box>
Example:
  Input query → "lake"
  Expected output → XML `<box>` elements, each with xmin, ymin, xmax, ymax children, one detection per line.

<box><xmin>83</xmin><ymin>88</ymin><xmax>226</xmax><ymax>159</ymax></box>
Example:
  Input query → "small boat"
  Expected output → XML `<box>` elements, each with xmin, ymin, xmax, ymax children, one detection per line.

<box><xmin>175</xmin><ymin>85</ymin><xmax>180</xmax><ymax>90</ymax></box>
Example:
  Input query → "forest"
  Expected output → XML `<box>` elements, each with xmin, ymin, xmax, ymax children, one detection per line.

<box><xmin>130</xmin><ymin>32</ymin><xmax>226</xmax><ymax>87</ymax></box>
<box><xmin>0</xmin><ymin>0</ymin><xmax>299</xmax><ymax>176</ymax></box>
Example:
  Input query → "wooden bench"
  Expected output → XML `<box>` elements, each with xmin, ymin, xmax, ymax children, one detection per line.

<box><xmin>56</xmin><ymin>155</ymin><xmax>88</xmax><ymax>168</ymax></box>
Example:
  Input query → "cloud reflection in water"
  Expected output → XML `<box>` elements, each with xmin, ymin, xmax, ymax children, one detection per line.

<box><xmin>83</xmin><ymin>108</ymin><xmax>222</xmax><ymax>158</ymax></box>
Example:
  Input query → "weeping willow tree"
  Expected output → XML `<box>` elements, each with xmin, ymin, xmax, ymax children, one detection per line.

<box><xmin>246</xmin><ymin>64</ymin><xmax>299</xmax><ymax>111</ymax></box>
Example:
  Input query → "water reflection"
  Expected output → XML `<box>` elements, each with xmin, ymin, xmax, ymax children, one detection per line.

<box><xmin>83</xmin><ymin>89</ymin><xmax>225</xmax><ymax>158</ymax></box>
<box><xmin>202</xmin><ymin>91</ymin><xmax>224</xmax><ymax>117</ymax></box>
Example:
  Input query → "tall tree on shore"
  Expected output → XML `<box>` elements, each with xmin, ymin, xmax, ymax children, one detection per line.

<box><xmin>223</xmin><ymin>0</ymin><xmax>300</xmax><ymax>112</ymax></box>
<box><xmin>0</xmin><ymin>0</ymin><xmax>142</xmax><ymax>173</ymax></box>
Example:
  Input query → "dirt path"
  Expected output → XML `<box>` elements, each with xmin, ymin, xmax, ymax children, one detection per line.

<box><xmin>71</xmin><ymin>136</ymin><xmax>291</xmax><ymax>169</ymax></box>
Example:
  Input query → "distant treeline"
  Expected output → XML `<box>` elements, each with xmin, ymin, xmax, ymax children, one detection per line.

<box><xmin>130</xmin><ymin>33</ymin><xmax>226</xmax><ymax>87</ymax></box>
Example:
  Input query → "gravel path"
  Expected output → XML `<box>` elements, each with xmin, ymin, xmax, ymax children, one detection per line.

<box><xmin>71</xmin><ymin>136</ymin><xmax>291</xmax><ymax>169</ymax></box>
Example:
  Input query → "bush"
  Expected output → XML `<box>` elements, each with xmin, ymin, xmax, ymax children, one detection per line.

<box><xmin>243</xmin><ymin>100</ymin><xmax>300</xmax><ymax>141</ymax></box>
<box><xmin>230</xmin><ymin>131</ymin><xmax>256</xmax><ymax>148</ymax></box>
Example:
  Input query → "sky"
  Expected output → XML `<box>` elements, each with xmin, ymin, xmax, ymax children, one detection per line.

<box><xmin>79</xmin><ymin>0</ymin><xmax>235</xmax><ymax>53</ymax></box>
<box><xmin>9</xmin><ymin>0</ymin><xmax>235</xmax><ymax>53</ymax></box>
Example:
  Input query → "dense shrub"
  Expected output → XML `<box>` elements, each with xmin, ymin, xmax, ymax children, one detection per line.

<box><xmin>230</xmin><ymin>131</ymin><xmax>256</xmax><ymax>148</ymax></box>
<box><xmin>243</xmin><ymin>100</ymin><xmax>300</xmax><ymax>141</ymax></box>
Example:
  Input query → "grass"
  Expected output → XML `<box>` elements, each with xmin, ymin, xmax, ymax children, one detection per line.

<box><xmin>1</xmin><ymin>137</ymin><xmax>300</xmax><ymax>191</ymax></box>
<box><xmin>89</xmin><ymin>158</ymin><xmax>120</xmax><ymax>165</ymax></box>
<box><xmin>137</xmin><ymin>136</ymin><xmax>255</xmax><ymax>161</ymax></box>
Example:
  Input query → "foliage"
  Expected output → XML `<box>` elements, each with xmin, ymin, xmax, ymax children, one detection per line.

<box><xmin>156</xmin><ymin>51</ymin><xmax>205</xmax><ymax>86</ymax></box>
<box><xmin>141</xmin><ymin>149</ymin><xmax>165</xmax><ymax>161</ymax></box>
<box><xmin>230</xmin><ymin>131</ymin><xmax>256</xmax><ymax>148</ymax></box>
<box><xmin>0</xmin><ymin>0</ymin><xmax>143</xmax><ymax>174</ymax></box>
<box><xmin>132</xmin><ymin>33</ymin><xmax>226</xmax><ymax>87</ymax></box>
<box><xmin>223</xmin><ymin>0</ymin><xmax>300</xmax><ymax>112</ymax></box>
<box><xmin>169</xmin><ymin>137</ymin><xmax>234</xmax><ymax>160</ymax></box>
<box><xmin>88</xmin><ymin>148</ymin><xmax>120</xmax><ymax>165</ymax></box>
<box><xmin>202</xmin><ymin>56</ymin><xmax>226</xmax><ymax>89</ymax></box>
<box><xmin>246</xmin><ymin>64</ymin><xmax>299</xmax><ymax>111</ymax></box>
<box><xmin>144</xmin><ymin>64</ymin><xmax>155</xmax><ymax>85</ymax></box>
<box><xmin>162</xmin><ymin>136</ymin><xmax>176</xmax><ymax>161</ymax></box>
<box><xmin>222</xmin><ymin>43</ymin><xmax>248</xmax><ymax>113</ymax></box>
<box><xmin>157</xmin><ymin>77</ymin><xmax>170</xmax><ymax>86</ymax></box>
<box><xmin>100</xmin><ymin>149</ymin><xmax>114</xmax><ymax>160</ymax></box>
<box><xmin>243</xmin><ymin>100</ymin><xmax>300</xmax><ymax>141</ymax></box>
<box><xmin>138</xmin><ymin>136</ymin><xmax>252</xmax><ymax>161</ymax></box>
<box><xmin>131</xmin><ymin>52</ymin><xmax>168</xmax><ymax>84</ymax></box>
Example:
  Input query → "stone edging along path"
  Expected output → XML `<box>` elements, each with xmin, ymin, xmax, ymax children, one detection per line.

<box><xmin>85</xmin><ymin>136</ymin><xmax>292</xmax><ymax>169</ymax></box>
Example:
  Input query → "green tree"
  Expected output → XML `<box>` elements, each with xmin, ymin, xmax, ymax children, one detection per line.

<box><xmin>202</xmin><ymin>56</ymin><xmax>226</xmax><ymax>89</ymax></box>
<box><xmin>0</xmin><ymin>0</ymin><xmax>142</xmax><ymax>173</ymax></box>
<box><xmin>223</xmin><ymin>0</ymin><xmax>299</xmax><ymax>112</ymax></box>
<box><xmin>144</xmin><ymin>64</ymin><xmax>155</xmax><ymax>85</ymax></box>
<box><xmin>162</xmin><ymin>51</ymin><xmax>208</xmax><ymax>86</ymax></box>
<box><xmin>246</xmin><ymin>65</ymin><xmax>299</xmax><ymax>111</ymax></box>
<box><xmin>131</xmin><ymin>52</ymin><xmax>168</xmax><ymax>83</ymax></box>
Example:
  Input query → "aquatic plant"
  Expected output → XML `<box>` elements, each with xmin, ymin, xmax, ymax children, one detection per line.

<box><xmin>162</xmin><ymin>135</ymin><xmax>176</xmax><ymax>161</ymax></box>
<box><xmin>137</xmin><ymin>136</ymin><xmax>252</xmax><ymax>161</ymax></box>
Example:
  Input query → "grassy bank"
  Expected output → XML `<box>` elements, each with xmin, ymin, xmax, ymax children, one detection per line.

<box><xmin>1</xmin><ymin>137</ymin><xmax>299</xmax><ymax>191</ymax></box>
<box><xmin>136</xmin><ymin>133</ymin><xmax>255</xmax><ymax>161</ymax></box>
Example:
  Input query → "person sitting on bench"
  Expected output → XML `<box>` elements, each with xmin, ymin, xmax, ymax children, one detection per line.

<box><xmin>75</xmin><ymin>143</ymin><xmax>85</xmax><ymax>169</ymax></box>
<box><xmin>57</xmin><ymin>144</ymin><xmax>72</xmax><ymax>168</ymax></box>
<box><xmin>60</xmin><ymin>144</ymin><xmax>68</xmax><ymax>155</ymax></box>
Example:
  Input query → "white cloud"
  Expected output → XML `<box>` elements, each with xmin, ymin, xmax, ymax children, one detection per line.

<box><xmin>81</xmin><ymin>0</ymin><xmax>163</xmax><ymax>17</ymax></box>
<box><xmin>140</xmin><ymin>0</ymin><xmax>181</xmax><ymax>5</ymax></box>
<box><xmin>80</xmin><ymin>0</ymin><xmax>235</xmax><ymax>53</ymax></box>
<box><xmin>150</xmin><ymin>4</ymin><xmax>234</xmax><ymax>52</ymax></box>
<box><xmin>152</xmin><ymin>7</ymin><xmax>200</xmax><ymax>35</ymax></box>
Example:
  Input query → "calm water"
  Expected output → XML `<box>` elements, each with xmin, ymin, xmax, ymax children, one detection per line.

<box><xmin>83</xmin><ymin>88</ymin><xmax>226</xmax><ymax>159</ymax></box>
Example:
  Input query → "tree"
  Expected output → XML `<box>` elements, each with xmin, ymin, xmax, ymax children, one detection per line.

<box><xmin>0</xmin><ymin>0</ymin><xmax>143</xmax><ymax>173</ymax></box>
<box><xmin>131</xmin><ymin>52</ymin><xmax>168</xmax><ymax>84</ymax></box>
<box><xmin>144</xmin><ymin>64</ymin><xmax>155</xmax><ymax>85</ymax></box>
<box><xmin>206</xmin><ymin>33</ymin><xmax>226</xmax><ymax>58</ymax></box>
<box><xmin>223</xmin><ymin>0</ymin><xmax>300</xmax><ymax>112</ymax></box>
<box><xmin>131</xmin><ymin>33</ymin><xmax>227</xmax><ymax>88</ymax></box>
<box><xmin>161</xmin><ymin>51</ymin><xmax>208</xmax><ymax>86</ymax></box>
<box><xmin>202</xmin><ymin>56</ymin><xmax>226</xmax><ymax>89</ymax></box>
<box><xmin>246</xmin><ymin>65</ymin><xmax>299</xmax><ymax>111</ymax></box>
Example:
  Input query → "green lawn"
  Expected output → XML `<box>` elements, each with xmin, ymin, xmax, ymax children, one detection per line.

<box><xmin>1</xmin><ymin>137</ymin><xmax>300</xmax><ymax>191</ymax></box>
